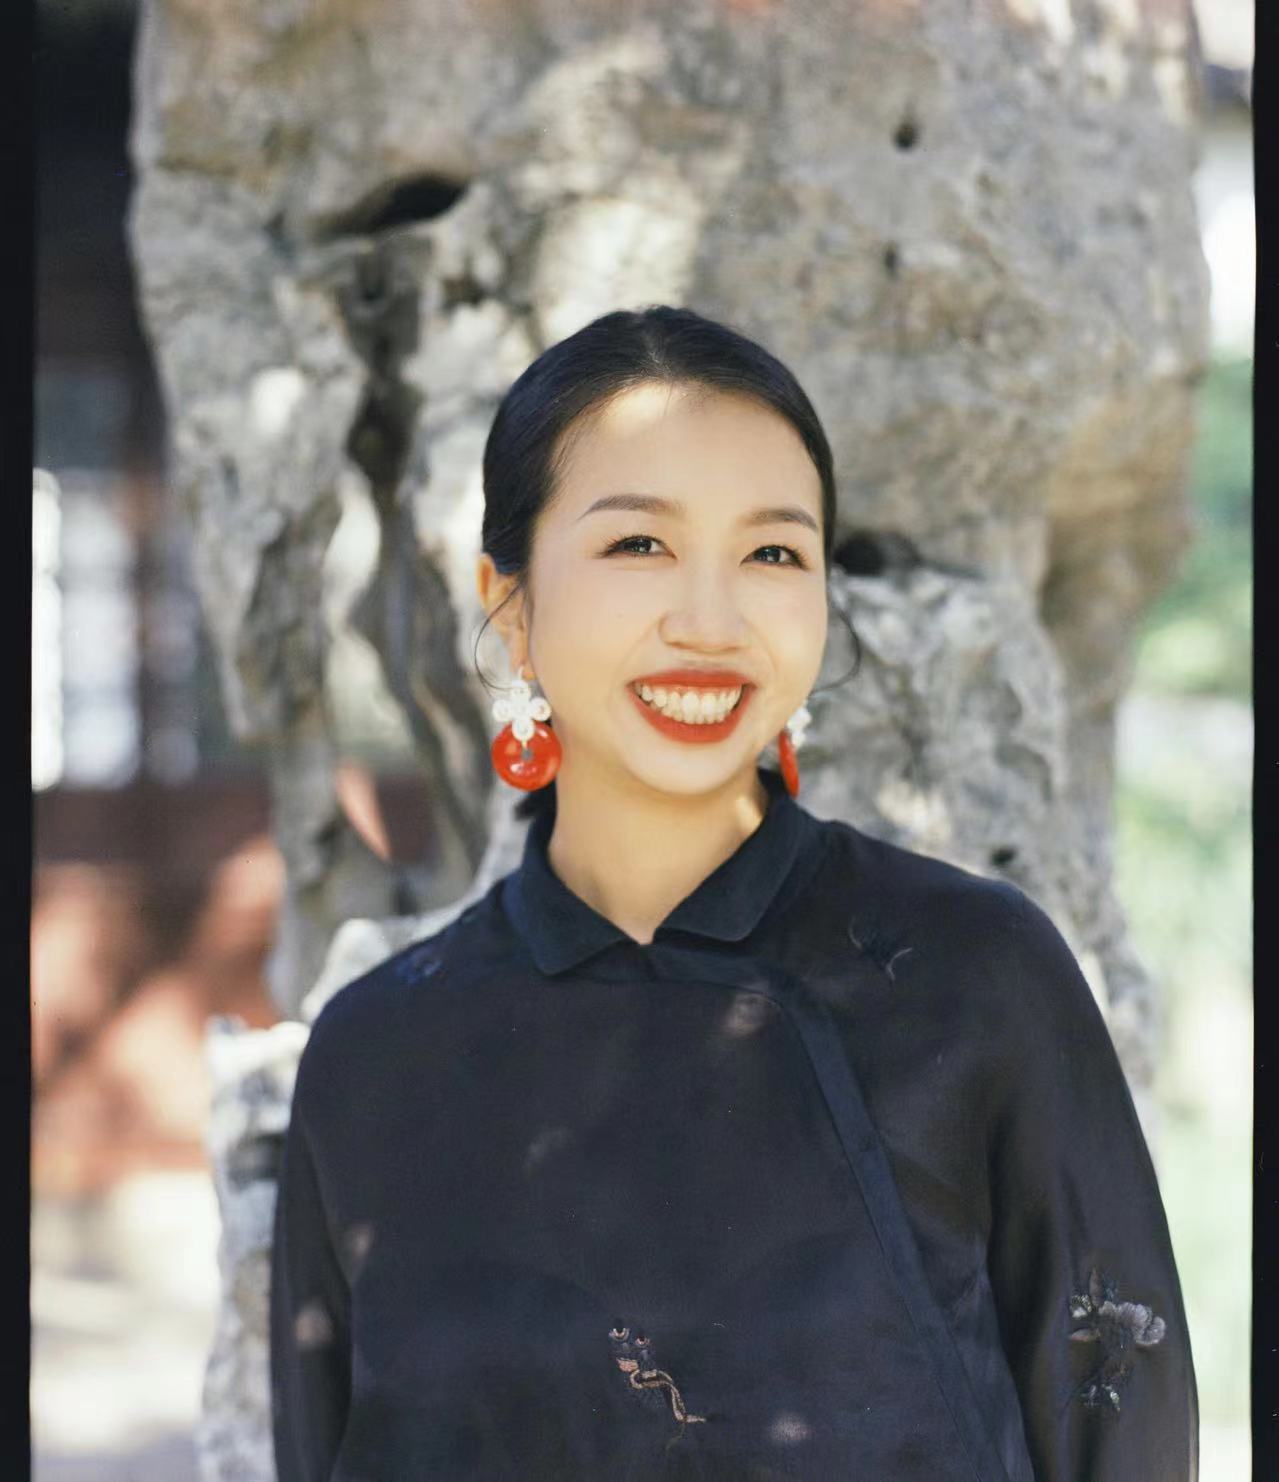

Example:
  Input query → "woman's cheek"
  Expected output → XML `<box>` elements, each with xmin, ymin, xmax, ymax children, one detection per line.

<box><xmin>576</xmin><ymin>569</ymin><xmax>654</xmax><ymax>623</ymax></box>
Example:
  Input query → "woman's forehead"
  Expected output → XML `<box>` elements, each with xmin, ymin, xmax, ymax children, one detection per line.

<box><xmin>554</xmin><ymin>385</ymin><xmax>820</xmax><ymax>504</ymax></box>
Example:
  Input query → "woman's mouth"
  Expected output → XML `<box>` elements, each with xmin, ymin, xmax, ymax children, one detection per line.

<box><xmin>626</xmin><ymin>681</ymin><xmax>754</xmax><ymax>743</ymax></box>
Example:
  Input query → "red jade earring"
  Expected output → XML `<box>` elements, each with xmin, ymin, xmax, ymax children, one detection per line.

<box><xmin>490</xmin><ymin>668</ymin><xmax>562</xmax><ymax>790</ymax></box>
<box><xmin>777</xmin><ymin>701</ymin><xmax>812</xmax><ymax>798</ymax></box>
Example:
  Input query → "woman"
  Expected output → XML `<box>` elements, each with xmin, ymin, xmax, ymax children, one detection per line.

<box><xmin>270</xmin><ymin>306</ymin><xmax>1198</xmax><ymax>1480</ymax></box>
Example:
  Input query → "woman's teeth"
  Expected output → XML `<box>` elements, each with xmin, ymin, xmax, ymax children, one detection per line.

<box><xmin>632</xmin><ymin>683</ymin><xmax>744</xmax><ymax>723</ymax></box>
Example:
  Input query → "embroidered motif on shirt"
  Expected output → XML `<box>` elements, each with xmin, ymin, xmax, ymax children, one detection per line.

<box><xmin>391</xmin><ymin>943</ymin><xmax>443</xmax><ymax>986</ymax></box>
<box><xmin>1067</xmin><ymin>1265</ymin><xmax>1167</xmax><ymax>1412</ymax></box>
<box><xmin>608</xmin><ymin>1324</ymin><xmax>707</xmax><ymax>1429</ymax></box>
<box><xmin>845</xmin><ymin>918</ymin><xmax>915</xmax><ymax>984</ymax></box>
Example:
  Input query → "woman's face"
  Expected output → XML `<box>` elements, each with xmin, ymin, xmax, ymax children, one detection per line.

<box><xmin>489</xmin><ymin>381</ymin><xmax>828</xmax><ymax>800</ymax></box>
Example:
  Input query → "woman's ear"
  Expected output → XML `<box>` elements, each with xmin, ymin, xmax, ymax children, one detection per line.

<box><xmin>475</xmin><ymin>552</ymin><xmax>500</xmax><ymax>609</ymax></box>
<box><xmin>476</xmin><ymin>554</ymin><xmax>512</xmax><ymax>627</ymax></box>
<box><xmin>476</xmin><ymin>555</ymin><xmax>529</xmax><ymax>673</ymax></box>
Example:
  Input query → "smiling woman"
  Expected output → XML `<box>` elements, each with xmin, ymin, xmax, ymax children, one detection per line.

<box><xmin>473</xmin><ymin>316</ymin><xmax>841</xmax><ymax>935</ymax></box>
<box><xmin>269</xmin><ymin>307</ymin><xmax>1199</xmax><ymax>1481</ymax></box>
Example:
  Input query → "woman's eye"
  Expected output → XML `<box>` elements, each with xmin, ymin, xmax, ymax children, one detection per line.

<box><xmin>601</xmin><ymin>534</ymin><xmax>808</xmax><ymax>570</ymax></box>
<box><xmin>754</xmin><ymin>544</ymin><xmax>809</xmax><ymax>568</ymax></box>
<box><xmin>602</xmin><ymin>534</ymin><xmax>665</xmax><ymax>558</ymax></box>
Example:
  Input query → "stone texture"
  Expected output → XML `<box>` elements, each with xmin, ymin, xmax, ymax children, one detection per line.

<box><xmin>195</xmin><ymin>1017</ymin><xmax>309</xmax><ymax>1481</ymax></box>
<box><xmin>125</xmin><ymin>1</ymin><xmax>1212</xmax><ymax>1473</ymax></box>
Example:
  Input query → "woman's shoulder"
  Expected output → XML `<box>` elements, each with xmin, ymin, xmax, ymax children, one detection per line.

<box><xmin>807</xmin><ymin>816</ymin><xmax>1098</xmax><ymax>1056</ymax></box>
<box><xmin>303</xmin><ymin>887</ymin><xmax>508</xmax><ymax>1057</ymax></box>
<box><xmin>821</xmin><ymin>817</ymin><xmax>1104</xmax><ymax>1035</ymax></box>
<box><xmin>810</xmin><ymin>811</ymin><xmax>1027</xmax><ymax>947</ymax></box>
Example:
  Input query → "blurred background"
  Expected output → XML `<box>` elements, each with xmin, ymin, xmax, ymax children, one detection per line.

<box><xmin>30</xmin><ymin>0</ymin><xmax>1252</xmax><ymax>1477</ymax></box>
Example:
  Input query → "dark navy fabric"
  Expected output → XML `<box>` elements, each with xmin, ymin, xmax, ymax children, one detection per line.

<box><xmin>270</xmin><ymin>764</ymin><xmax>1198</xmax><ymax>1480</ymax></box>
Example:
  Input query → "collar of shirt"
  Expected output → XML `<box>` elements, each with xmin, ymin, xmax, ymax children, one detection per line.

<box><xmin>503</xmin><ymin>764</ymin><xmax>819</xmax><ymax>976</ymax></box>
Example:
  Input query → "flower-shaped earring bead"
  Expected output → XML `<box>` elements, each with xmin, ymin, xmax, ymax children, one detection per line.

<box><xmin>787</xmin><ymin>702</ymin><xmax>813</xmax><ymax>749</ymax></box>
<box><xmin>492</xmin><ymin>677</ymin><xmax>551</xmax><ymax>746</ymax></box>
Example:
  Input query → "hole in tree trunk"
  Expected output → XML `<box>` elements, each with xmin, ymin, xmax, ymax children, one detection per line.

<box><xmin>833</xmin><ymin>530</ymin><xmax>923</xmax><ymax>576</ymax></box>
<box><xmin>313</xmin><ymin>174</ymin><xmax>470</xmax><ymax>241</ymax></box>
<box><xmin>893</xmin><ymin>115</ymin><xmax>920</xmax><ymax>149</ymax></box>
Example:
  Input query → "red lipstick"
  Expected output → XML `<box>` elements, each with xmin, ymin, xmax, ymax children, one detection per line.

<box><xmin>627</xmin><ymin>674</ymin><xmax>755</xmax><ymax>744</ymax></box>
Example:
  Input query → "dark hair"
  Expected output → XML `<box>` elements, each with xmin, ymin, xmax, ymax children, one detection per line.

<box><xmin>473</xmin><ymin>304</ymin><xmax>861</xmax><ymax>820</ymax></box>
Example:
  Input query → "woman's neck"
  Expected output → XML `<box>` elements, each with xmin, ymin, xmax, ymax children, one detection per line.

<box><xmin>545</xmin><ymin>764</ymin><xmax>772</xmax><ymax>946</ymax></box>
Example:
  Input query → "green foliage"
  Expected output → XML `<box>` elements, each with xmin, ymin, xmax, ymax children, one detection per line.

<box><xmin>1114</xmin><ymin>352</ymin><xmax>1252</xmax><ymax>1427</ymax></box>
<box><xmin>1135</xmin><ymin>356</ymin><xmax>1252</xmax><ymax>699</ymax></box>
<box><xmin>1117</xmin><ymin>767</ymin><xmax>1250</xmax><ymax>993</ymax></box>
<box><xmin>1156</xmin><ymin>1106</ymin><xmax>1252</xmax><ymax>1423</ymax></box>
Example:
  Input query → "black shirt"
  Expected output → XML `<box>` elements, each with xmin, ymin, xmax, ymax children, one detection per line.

<box><xmin>270</xmin><ymin>763</ymin><xmax>1198</xmax><ymax>1481</ymax></box>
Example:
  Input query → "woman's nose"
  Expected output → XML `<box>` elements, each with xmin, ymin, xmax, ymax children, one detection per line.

<box><xmin>659</xmin><ymin>571</ymin><xmax>752</xmax><ymax>644</ymax></box>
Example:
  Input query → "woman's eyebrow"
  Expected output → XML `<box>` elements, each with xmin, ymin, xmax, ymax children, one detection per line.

<box><xmin>576</xmin><ymin>492</ymin><xmax>820</xmax><ymax>534</ymax></box>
